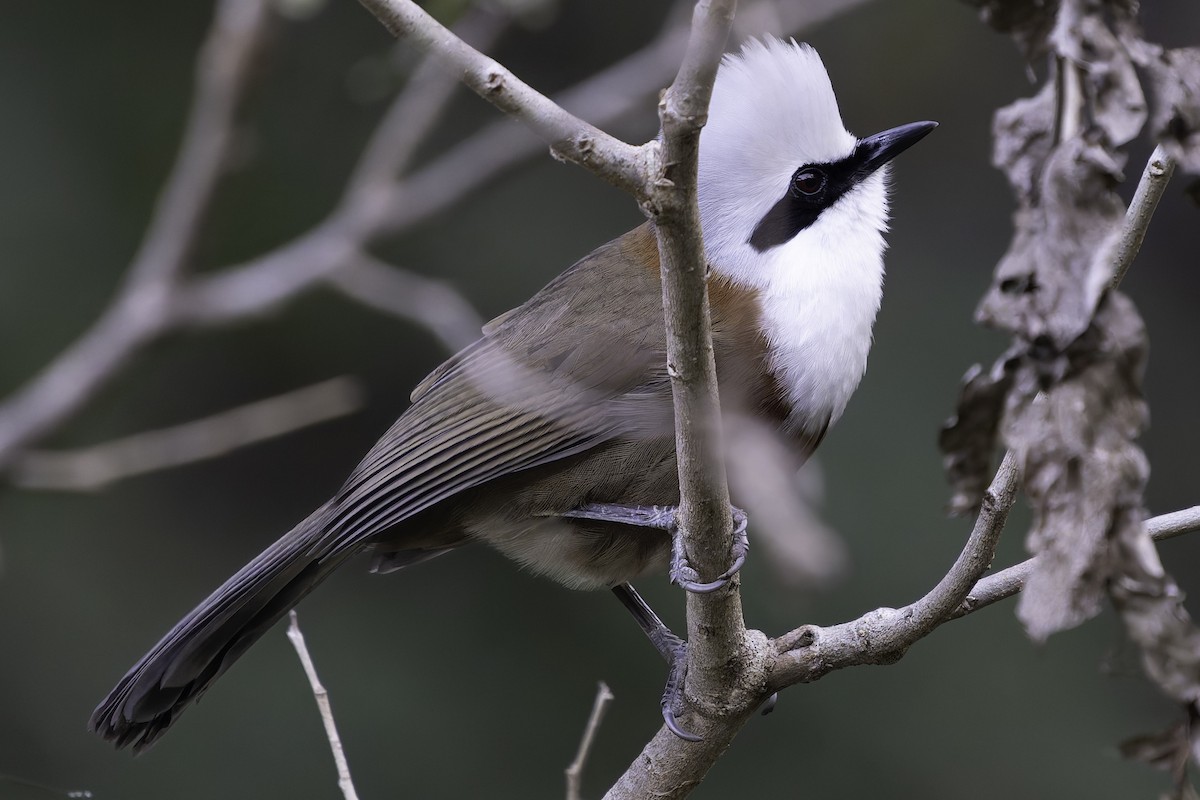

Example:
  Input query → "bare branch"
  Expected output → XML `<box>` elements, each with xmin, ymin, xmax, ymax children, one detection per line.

<box><xmin>956</xmin><ymin>506</ymin><xmax>1200</xmax><ymax>618</ymax></box>
<box><xmin>126</xmin><ymin>0</ymin><xmax>271</xmax><ymax>291</ymax></box>
<box><xmin>13</xmin><ymin>378</ymin><xmax>363</xmax><ymax>492</ymax></box>
<box><xmin>771</xmin><ymin>451</ymin><xmax>1021</xmax><ymax>687</ymax></box>
<box><xmin>1146</xmin><ymin>507</ymin><xmax>1200</xmax><ymax>543</ymax></box>
<box><xmin>287</xmin><ymin>611</ymin><xmax>360</xmax><ymax>800</ymax></box>
<box><xmin>604</xmin><ymin>722</ymin><xmax>746</xmax><ymax>800</ymax></box>
<box><xmin>603</xmin><ymin>4</ymin><xmax>764</xmax><ymax>798</ymax></box>
<box><xmin>173</xmin><ymin>223</ymin><xmax>362</xmax><ymax>325</ymax></box>
<box><xmin>769</xmin><ymin>498</ymin><xmax>1200</xmax><ymax>683</ymax></box>
<box><xmin>565</xmin><ymin>682</ymin><xmax>615</xmax><ymax>800</ymax></box>
<box><xmin>355</xmin><ymin>0</ymin><xmax>650</xmax><ymax>197</ymax></box>
<box><xmin>650</xmin><ymin>0</ymin><xmax>748</xmax><ymax>707</ymax></box>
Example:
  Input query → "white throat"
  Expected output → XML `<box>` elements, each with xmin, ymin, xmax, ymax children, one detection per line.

<box><xmin>750</xmin><ymin>173</ymin><xmax>889</xmax><ymax>429</ymax></box>
<box><xmin>696</xmin><ymin>39</ymin><xmax>893</xmax><ymax>430</ymax></box>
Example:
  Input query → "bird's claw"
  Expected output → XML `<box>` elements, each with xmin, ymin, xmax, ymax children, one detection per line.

<box><xmin>663</xmin><ymin>703</ymin><xmax>702</xmax><ymax>742</ymax></box>
<box><xmin>669</xmin><ymin>508</ymin><xmax>749</xmax><ymax>593</ymax></box>
<box><xmin>660</xmin><ymin>638</ymin><xmax>702</xmax><ymax>742</ymax></box>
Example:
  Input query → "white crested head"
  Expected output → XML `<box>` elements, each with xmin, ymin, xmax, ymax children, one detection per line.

<box><xmin>696</xmin><ymin>39</ymin><xmax>935</xmax><ymax>429</ymax></box>
<box><xmin>697</xmin><ymin>38</ymin><xmax>888</xmax><ymax>289</ymax></box>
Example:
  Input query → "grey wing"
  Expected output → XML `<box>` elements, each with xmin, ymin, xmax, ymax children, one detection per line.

<box><xmin>314</xmin><ymin>244</ymin><xmax>672</xmax><ymax>556</ymax></box>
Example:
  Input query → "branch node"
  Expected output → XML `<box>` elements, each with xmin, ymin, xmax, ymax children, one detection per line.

<box><xmin>483</xmin><ymin>65</ymin><xmax>505</xmax><ymax>94</ymax></box>
<box><xmin>775</xmin><ymin>624</ymin><xmax>820</xmax><ymax>654</ymax></box>
<box><xmin>792</xmin><ymin>626</ymin><xmax>818</xmax><ymax>649</ymax></box>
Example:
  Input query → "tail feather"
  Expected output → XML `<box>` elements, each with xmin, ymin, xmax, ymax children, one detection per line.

<box><xmin>90</xmin><ymin>505</ymin><xmax>346</xmax><ymax>751</ymax></box>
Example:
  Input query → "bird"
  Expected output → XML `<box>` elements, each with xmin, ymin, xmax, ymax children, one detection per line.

<box><xmin>90</xmin><ymin>37</ymin><xmax>935</xmax><ymax>750</ymax></box>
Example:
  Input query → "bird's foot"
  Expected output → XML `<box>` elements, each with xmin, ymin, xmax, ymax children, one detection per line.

<box><xmin>669</xmin><ymin>507</ymin><xmax>749</xmax><ymax>593</ymax></box>
<box><xmin>611</xmin><ymin>583</ymin><xmax>702</xmax><ymax>742</ymax></box>
<box><xmin>610</xmin><ymin>581</ymin><xmax>776</xmax><ymax>741</ymax></box>
<box><xmin>654</xmin><ymin>629</ymin><xmax>701</xmax><ymax>742</ymax></box>
<box><xmin>565</xmin><ymin>503</ymin><xmax>750</xmax><ymax>594</ymax></box>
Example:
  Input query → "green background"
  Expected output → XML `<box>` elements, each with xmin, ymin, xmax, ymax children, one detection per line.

<box><xmin>2</xmin><ymin>1</ymin><xmax>1199</xmax><ymax>798</ymax></box>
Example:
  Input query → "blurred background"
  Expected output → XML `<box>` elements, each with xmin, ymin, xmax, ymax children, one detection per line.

<box><xmin>2</xmin><ymin>0</ymin><xmax>1199</xmax><ymax>797</ymax></box>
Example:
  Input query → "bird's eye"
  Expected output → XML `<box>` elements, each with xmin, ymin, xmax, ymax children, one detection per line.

<box><xmin>792</xmin><ymin>168</ymin><xmax>827</xmax><ymax>197</ymax></box>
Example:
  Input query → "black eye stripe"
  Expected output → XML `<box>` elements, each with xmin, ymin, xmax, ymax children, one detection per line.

<box><xmin>746</xmin><ymin>121</ymin><xmax>933</xmax><ymax>253</ymax></box>
<box><xmin>748</xmin><ymin>148</ymin><xmax>876</xmax><ymax>252</ymax></box>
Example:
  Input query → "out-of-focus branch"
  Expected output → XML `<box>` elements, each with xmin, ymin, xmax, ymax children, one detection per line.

<box><xmin>329</xmin><ymin>255</ymin><xmax>483</xmax><ymax>351</ymax></box>
<box><xmin>343</xmin><ymin>8</ymin><xmax>507</xmax><ymax>200</ymax></box>
<box><xmin>565</xmin><ymin>682</ymin><xmax>615</xmax><ymax>800</ymax></box>
<box><xmin>12</xmin><ymin>378</ymin><xmax>363</xmax><ymax>492</ymax></box>
<box><xmin>0</xmin><ymin>0</ymin><xmax>273</xmax><ymax>470</ymax></box>
<box><xmin>0</xmin><ymin>2</ymin><xmax>496</xmax><ymax>477</ymax></box>
<box><xmin>287</xmin><ymin>611</ymin><xmax>360</xmax><ymax>800</ymax></box>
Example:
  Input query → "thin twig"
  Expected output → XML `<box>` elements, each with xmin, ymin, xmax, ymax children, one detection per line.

<box><xmin>287</xmin><ymin>611</ymin><xmax>360</xmax><ymax>800</ymax></box>
<box><xmin>13</xmin><ymin>378</ymin><xmax>363</xmax><ymax>491</ymax></box>
<box><xmin>955</xmin><ymin>505</ymin><xmax>1200</xmax><ymax>618</ymax></box>
<box><xmin>770</xmin><ymin>451</ymin><xmax>1021</xmax><ymax>686</ymax></box>
<box><xmin>565</xmin><ymin>682</ymin><xmax>615</xmax><ymax>800</ymax></box>
<box><xmin>1111</xmin><ymin>144</ymin><xmax>1177</xmax><ymax>289</ymax></box>
<box><xmin>1110</xmin><ymin>145</ymin><xmax>1178</xmax><ymax>295</ymax></box>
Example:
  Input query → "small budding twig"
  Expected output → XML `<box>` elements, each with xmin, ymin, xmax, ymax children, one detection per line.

<box><xmin>566</xmin><ymin>682</ymin><xmax>616</xmax><ymax>800</ymax></box>
<box><xmin>287</xmin><ymin>611</ymin><xmax>361</xmax><ymax>800</ymax></box>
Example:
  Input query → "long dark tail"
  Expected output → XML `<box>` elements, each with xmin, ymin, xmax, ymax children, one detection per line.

<box><xmin>90</xmin><ymin>504</ymin><xmax>349</xmax><ymax>751</ymax></box>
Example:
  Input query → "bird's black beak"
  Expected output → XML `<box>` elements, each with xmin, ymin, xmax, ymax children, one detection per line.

<box><xmin>855</xmin><ymin>121</ymin><xmax>938</xmax><ymax>175</ymax></box>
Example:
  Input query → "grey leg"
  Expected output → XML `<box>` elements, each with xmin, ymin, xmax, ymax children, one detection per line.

<box><xmin>611</xmin><ymin>582</ymin><xmax>700</xmax><ymax>742</ymax></box>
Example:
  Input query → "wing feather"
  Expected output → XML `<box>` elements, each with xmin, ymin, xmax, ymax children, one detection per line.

<box><xmin>318</xmin><ymin>225</ymin><xmax>670</xmax><ymax>554</ymax></box>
